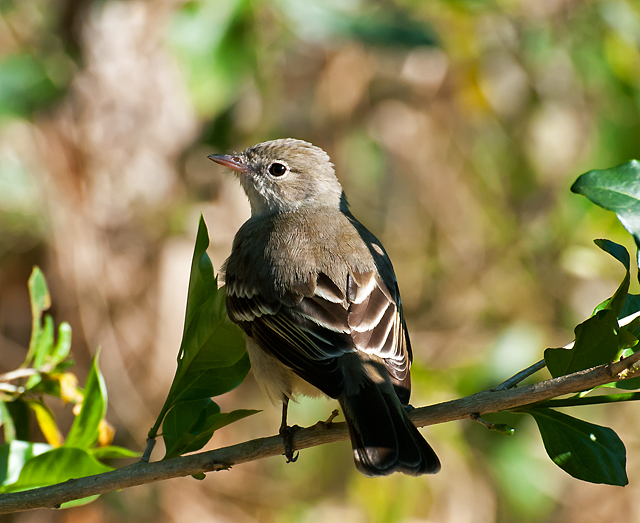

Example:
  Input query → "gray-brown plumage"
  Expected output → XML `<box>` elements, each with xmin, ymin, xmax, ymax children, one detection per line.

<box><xmin>209</xmin><ymin>138</ymin><xmax>440</xmax><ymax>476</ymax></box>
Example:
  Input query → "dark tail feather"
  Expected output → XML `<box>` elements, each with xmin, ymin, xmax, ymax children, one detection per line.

<box><xmin>339</xmin><ymin>381</ymin><xmax>440</xmax><ymax>477</ymax></box>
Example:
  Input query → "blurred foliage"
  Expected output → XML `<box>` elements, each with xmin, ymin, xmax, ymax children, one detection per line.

<box><xmin>0</xmin><ymin>268</ymin><xmax>137</xmax><ymax>505</ymax></box>
<box><xmin>168</xmin><ymin>0</ymin><xmax>259</xmax><ymax>120</ymax></box>
<box><xmin>0</xmin><ymin>1</ymin><xmax>75</xmax><ymax>119</ymax></box>
<box><xmin>2</xmin><ymin>0</ymin><xmax>640</xmax><ymax>521</ymax></box>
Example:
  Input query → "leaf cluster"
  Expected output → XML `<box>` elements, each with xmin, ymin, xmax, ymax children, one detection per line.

<box><xmin>146</xmin><ymin>215</ymin><xmax>257</xmax><ymax>463</ymax></box>
<box><xmin>0</xmin><ymin>268</ymin><xmax>137</xmax><ymax>507</ymax></box>
<box><xmin>505</xmin><ymin>161</ymin><xmax>640</xmax><ymax>486</ymax></box>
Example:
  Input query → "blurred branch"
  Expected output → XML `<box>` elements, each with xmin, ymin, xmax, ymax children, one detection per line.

<box><xmin>0</xmin><ymin>369</ymin><xmax>38</xmax><ymax>382</ymax></box>
<box><xmin>2</xmin><ymin>351</ymin><xmax>640</xmax><ymax>514</ymax></box>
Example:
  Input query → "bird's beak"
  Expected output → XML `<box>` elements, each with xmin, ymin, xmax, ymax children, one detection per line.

<box><xmin>207</xmin><ymin>154</ymin><xmax>250</xmax><ymax>173</ymax></box>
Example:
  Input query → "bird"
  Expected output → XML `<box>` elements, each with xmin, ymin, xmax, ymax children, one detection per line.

<box><xmin>208</xmin><ymin>138</ymin><xmax>440</xmax><ymax>476</ymax></box>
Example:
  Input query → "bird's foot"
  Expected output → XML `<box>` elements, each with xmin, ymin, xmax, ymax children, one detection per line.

<box><xmin>279</xmin><ymin>424</ymin><xmax>301</xmax><ymax>463</ymax></box>
<box><xmin>318</xmin><ymin>409</ymin><xmax>340</xmax><ymax>428</ymax></box>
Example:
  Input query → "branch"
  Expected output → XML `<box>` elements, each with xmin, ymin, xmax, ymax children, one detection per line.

<box><xmin>2</xmin><ymin>351</ymin><xmax>640</xmax><ymax>515</ymax></box>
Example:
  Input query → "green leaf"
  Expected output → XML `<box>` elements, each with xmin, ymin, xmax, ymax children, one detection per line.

<box><xmin>550</xmin><ymin>240</ymin><xmax>640</xmax><ymax>381</ymax></box>
<box><xmin>183</xmin><ymin>216</ymin><xmax>218</xmax><ymax>342</ymax></box>
<box><xmin>172</xmin><ymin>351</ymin><xmax>251</xmax><ymax>406</ymax></box>
<box><xmin>33</xmin><ymin>314</ymin><xmax>54</xmax><ymax>368</ymax></box>
<box><xmin>533</xmin><ymin>391</ymin><xmax>640</xmax><ymax>408</ymax></box>
<box><xmin>65</xmin><ymin>350</ymin><xmax>107</xmax><ymax>449</ymax></box>
<box><xmin>24</xmin><ymin>373</ymin><xmax>42</xmax><ymax>391</ymax></box>
<box><xmin>341</xmin><ymin>10</ymin><xmax>437</xmax><ymax>48</ymax></box>
<box><xmin>198</xmin><ymin>407</ymin><xmax>259</xmax><ymax>434</ymax></box>
<box><xmin>2</xmin><ymin>447</ymin><xmax>112</xmax><ymax>493</ymax></box>
<box><xmin>617</xmin><ymin>328</ymin><xmax>639</xmax><ymax>353</ymax></box>
<box><xmin>26</xmin><ymin>400</ymin><xmax>61</xmax><ymax>447</ymax></box>
<box><xmin>6</xmin><ymin>399</ymin><xmax>30</xmax><ymax>441</ymax></box>
<box><xmin>0</xmin><ymin>54</ymin><xmax>64</xmax><ymax>118</ymax></box>
<box><xmin>25</xmin><ymin>267</ymin><xmax>51</xmax><ymax>367</ymax></box>
<box><xmin>591</xmin><ymin>239</ymin><xmax>630</xmax><ymax>317</ymax></box>
<box><xmin>27</xmin><ymin>267</ymin><xmax>51</xmax><ymax>317</ymax></box>
<box><xmin>571</xmin><ymin>160</ymin><xmax>640</xmax><ymax>269</ymax></box>
<box><xmin>0</xmin><ymin>440</ymin><xmax>52</xmax><ymax>487</ymax></box>
<box><xmin>611</xmin><ymin>294</ymin><xmax>640</xmax><ymax>390</ymax></box>
<box><xmin>149</xmin><ymin>216</ymin><xmax>248</xmax><ymax>438</ymax></box>
<box><xmin>23</xmin><ymin>268</ymin><xmax>72</xmax><ymax>377</ymax></box>
<box><xmin>178</xmin><ymin>283</ymin><xmax>247</xmax><ymax>370</ymax></box>
<box><xmin>611</xmin><ymin>374</ymin><xmax>640</xmax><ymax>390</ymax></box>
<box><xmin>492</xmin><ymin>423</ymin><xmax>516</xmax><ymax>437</ymax></box>
<box><xmin>163</xmin><ymin>398</ymin><xmax>259</xmax><ymax>459</ymax></box>
<box><xmin>91</xmin><ymin>446</ymin><xmax>140</xmax><ymax>460</ymax></box>
<box><xmin>544</xmin><ymin>309</ymin><xmax>622</xmax><ymax>378</ymax></box>
<box><xmin>59</xmin><ymin>495</ymin><xmax>101</xmax><ymax>509</ymax></box>
<box><xmin>50</xmin><ymin>322</ymin><xmax>72</xmax><ymax>367</ymax></box>
<box><xmin>526</xmin><ymin>408</ymin><xmax>627</xmax><ymax>486</ymax></box>
<box><xmin>24</xmin><ymin>314</ymin><xmax>54</xmax><ymax>390</ymax></box>
<box><xmin>619</xmin><ymin>295</ymin><xmax>640</xmax><ymax>324</ymax></box>
<box><xmin>167</xmin><ymin>0</ymin><xmax>257</xmax><ymax>118</ymax></box>
<box><xmin>163</xmin><ymin>398</ymin><xmax>219</xmax><ymax>459</ymax></box>
<box><xmin>0</xmin><ymin>400</ymin><xmax>16</xmax><ymax>443</ymax></box>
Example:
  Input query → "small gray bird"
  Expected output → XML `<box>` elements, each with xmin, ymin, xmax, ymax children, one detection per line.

<box><xmin>209</xmin><ymin>138</ymin><xmax>440</xmax><ymax>476</ymax></box>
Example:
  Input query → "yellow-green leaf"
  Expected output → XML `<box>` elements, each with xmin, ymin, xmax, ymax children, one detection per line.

<box><xmin>26</xmin><ymin>400</ymin><xmax>62</xmax><ymax>447</ymax></box>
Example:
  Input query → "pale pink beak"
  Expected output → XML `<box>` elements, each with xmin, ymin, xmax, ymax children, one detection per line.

<box><xmin>207</xmin><ymin>154</ymin><xmax>250</xmax><ymax>173</ymax></box>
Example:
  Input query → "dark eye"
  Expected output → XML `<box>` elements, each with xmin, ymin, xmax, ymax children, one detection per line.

<box><xmin>268</xmin><ymin>162</ymin><xmax>288</xmax><ymax>177</ymax></box>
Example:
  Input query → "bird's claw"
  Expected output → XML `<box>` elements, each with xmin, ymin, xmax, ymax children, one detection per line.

<box><xmin>321</xmin><ymin>409</ymin><xmax>339</xmax><ymax>428</ymax></box>
<box><xmin>280</xmin><ymin>424</ymin><xmax>301</xmax><ymax>463</ymax></box>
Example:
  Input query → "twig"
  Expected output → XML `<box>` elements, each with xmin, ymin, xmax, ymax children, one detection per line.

<box><xmin>0</xmin><ymin>369</ymin><xmax>38</xmax><ymax>382</ymax></box>
<box><xmin>493</xmin><ymin>359</ymin><xmax>546</xmax><ymax>391</ymax></box>
<box><xmin>0</xmin><ymin>384</ymin><xmax>24</xmax><ymax>394</ymax></box>
<box><xmin>141</xmin><ymin>437</ymin><xmax>156</xmax><ymax>463</ymax></box>
<box><xmin>2</xmin><ymin>350</ymin><xmax>640</xmax><ymax>515</ymax></box>
<box><xmin>470</xmin><ymin>412</ymin><xmax>495</xmax><ymax>429</ymax></box>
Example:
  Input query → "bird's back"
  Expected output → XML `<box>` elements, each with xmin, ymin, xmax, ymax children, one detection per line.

<box><xmin>224</xmin><ymin>207</ymin><xmax>377</xmax><ymax>299</ymax></box>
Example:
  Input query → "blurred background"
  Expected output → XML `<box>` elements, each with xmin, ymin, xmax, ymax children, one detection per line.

<box><xmin>2</xmin><ymin>0</ymin><xmax>640</xmax><ymax>521</ymax></box>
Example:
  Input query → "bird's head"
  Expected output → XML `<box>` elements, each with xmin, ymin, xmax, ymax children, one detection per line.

<box><xmin>209</xmin><ymin>139</ymin><xmax>343</xmax><ymax>216</ymax></box>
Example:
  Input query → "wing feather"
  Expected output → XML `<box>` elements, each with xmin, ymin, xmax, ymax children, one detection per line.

<box><xmin>226</xmin><ymin>267</ymin><xmax>412</xmax><ymax>400</ymax></box>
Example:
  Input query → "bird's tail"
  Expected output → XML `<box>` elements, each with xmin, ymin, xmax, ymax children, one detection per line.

<box><xmin>339</xmin><ymin>380</ymin><xmax>440</xmax><ymax>477</ymax></box>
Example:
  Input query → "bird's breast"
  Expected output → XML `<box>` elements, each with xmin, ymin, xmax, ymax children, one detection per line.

<box><xmin>225</xmin><ymin>209</ymin><xmax>376</xmax><ymax>299</ymax></box>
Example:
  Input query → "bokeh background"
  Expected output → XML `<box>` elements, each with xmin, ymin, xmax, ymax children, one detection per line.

<box><xmin>2</xmin><ymin>0</ymin><xmax>640</xmax><ymax>521</ymax></box>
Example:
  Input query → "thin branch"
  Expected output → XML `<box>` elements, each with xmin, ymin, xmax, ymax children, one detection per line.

<box><xmin>0</xmin><ymin>369</ymin><xmax>38</xmax><ymax>382</ymax></box>
<box><xmin>469</xmin><ymin>413</ymin><xmax>512</xmax><ymax>435</ymax></box>
<box><xmin>493</xmin><ymin>359</ymin><xmax>546</xmax><ymax>390</ymax></box>
<box><xmin>141</xmin><ymin>437</ymin><xmax>156</xmax><ymax>463</ymax></box>
<box><xmin>2</xmin><ymin>350</ymin><xmax>640</xmax><ymax>515</ymax></box>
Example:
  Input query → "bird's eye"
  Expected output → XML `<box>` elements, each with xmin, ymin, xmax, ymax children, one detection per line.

<box><xmin>268</xmin><ymin>162</ymin><xmax>288</xmax><ymax>177</ymax></box>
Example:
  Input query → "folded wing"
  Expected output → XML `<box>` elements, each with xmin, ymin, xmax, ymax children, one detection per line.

<box><xmin>226</xmin><ymin>269</ymin><xmax>412</xmax><ymax>401</ymax></box>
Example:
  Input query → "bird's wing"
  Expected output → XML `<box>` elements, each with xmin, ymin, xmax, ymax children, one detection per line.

<box><xmin>346</xmin><ymin>270</ymin><xmax>411</xmax><ymax>401</ymax></box>
<box><xmin>226</xmin><ymin>268</ymin><xmax>412</xmax><ymax>400</ymax></box>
